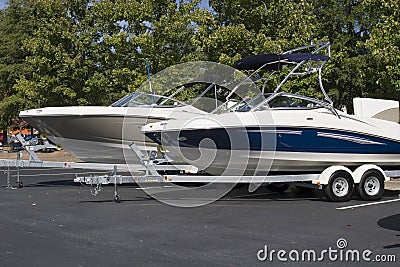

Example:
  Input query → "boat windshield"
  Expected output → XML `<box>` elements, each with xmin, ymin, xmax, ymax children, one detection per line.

<box><xmin>266</xmin><ymin>94</ymin><xmax>323</xmax><ymax>109</ymax></box>
<box><xmin>110</xmin><ymin>82</ymin><xmax>235</xmax><ymax>109</ymax></box>
<box><xmin>253</xmin><ymin>93</ymin><xmax>341</xmax><ymax>117</ymax></box>
<box><xmin>110</xmin><ymin>93</ymin><xmax>139</xmax><ymax>107</ymax></box>
<box><xmin>219</xmin><ymin>93</ymin><xmax>269</xmax><ymax>113</ymax></box>
<box><xmin>110</xmin><ymin>92</ymin><xmax>184</xmax><ymax>107</ymax></box>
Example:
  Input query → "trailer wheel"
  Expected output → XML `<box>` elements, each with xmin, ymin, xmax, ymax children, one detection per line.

<box><xmin>323</xmin><ymin>171</ymin><xmax>354</xmax><ymax>202</ymax></box>
<box><xmin>356</xmin><ymin>170</ymin><xmax>384</xmax><ymax>201</ymax></box>
<box><xmin>267</xmin><ymin>183</ymin><xmax>289</xmax><ymax>193</ymax></box>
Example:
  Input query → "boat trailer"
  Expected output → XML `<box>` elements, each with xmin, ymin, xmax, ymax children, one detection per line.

<box><xmin>2</xmin><ymin>134</ymin><xmax>400</xmax><ymax>202</ymax></box>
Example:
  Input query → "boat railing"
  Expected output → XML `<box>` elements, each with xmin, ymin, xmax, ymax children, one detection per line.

<box><xmin>251</xmin><ymin>42</ymin><xmax>333</xmax><ymax>112</ymax></box>
<box><xmin>211</xmin><ymin>42</ymin><xmax>332</xmax><ymax>115</ymax></box>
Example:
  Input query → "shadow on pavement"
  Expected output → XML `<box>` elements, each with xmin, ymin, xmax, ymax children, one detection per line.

<box><xmin>378</xmin><ymin>214</ymin><xmax>400</xmax><ymax>232</ymax></box>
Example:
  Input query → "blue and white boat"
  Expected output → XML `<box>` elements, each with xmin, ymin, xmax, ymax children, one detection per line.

<box><xmin>143</xmin><ymin>42</ymin><xmax>400</xmax><ymax>175</ymax></box>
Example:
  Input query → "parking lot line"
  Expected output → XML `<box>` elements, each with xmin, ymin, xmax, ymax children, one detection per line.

<box><xmin>337</xmin><ymin>198</ymin><xmax>400</xmax><ymax>210</ymax></box>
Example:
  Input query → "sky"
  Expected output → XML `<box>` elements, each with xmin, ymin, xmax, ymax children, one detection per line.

<box><xmin>0</xmin><ymin>0</ymin><xmax>7</xmax><ymax>9</ymax></box>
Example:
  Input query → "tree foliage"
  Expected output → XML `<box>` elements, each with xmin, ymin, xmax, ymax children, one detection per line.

<box><xmin>365</xmin><ymin>0</ymin><xmax>400</xmax><ymax>96</ymax></box>
<box><xmin>0</xmin><ymin>0</ymin><xmax>35</xmax><ymax>129</ymax></box>
<box><xmin>0</xmin><ymin>0</ymin><xmax>398</xmax><ymax>128</ymax></box>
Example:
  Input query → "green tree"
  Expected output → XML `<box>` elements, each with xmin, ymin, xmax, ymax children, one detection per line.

<box><xmin>0</xmin><ymin>0</ymin><xmax>35</xmax><ymax>130</ymax></box>
<box><xmin>311</xmin><ymin>0</ymin><xmax>389</xmax><ymax>111</ymax></box>
<box><xmin>206</xmin><ymin>0</ymin><xmax>322</xmax><ymax>97</ymax></box>
<box><xmin>365</xmin><ymin>0</ymin><xmax>400</xmax><ymax>100</ymax></box>
<box><xmin>0</xmin><ymin>0</ymin><xmax>399</xmax><ymax>128</ymax></box>
<box><xmin>16</xmin><ymin>0</ymin><xmax>105</xmax><ymax>106</ymax></box>
<box><xmin>14</xmin><ymin>0</ymin><xmax>215</xmax><ymax>108</ymax></box>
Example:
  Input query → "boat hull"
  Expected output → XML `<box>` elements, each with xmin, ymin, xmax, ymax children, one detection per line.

<box><xmin>23</xmin><ymin>114</ymin><xmax>159</xmax><ymax>163</ymax></box>
<box><xmin>20</xmin><ymin>105</ymin><xmax>206</xmax><ymax>164</ymax></box>
<box><xmin>144</xmin><ymin>109</ymin><xmax>400</xmax><ymax>175</ymax></box>
<box><xmin>167</xmin><ymin>147</ymin><xmax>400</xmax><ymax>175</ymax></box>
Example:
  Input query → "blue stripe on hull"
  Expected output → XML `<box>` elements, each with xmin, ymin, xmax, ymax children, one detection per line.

<box><xmin>147</xmin><ymin>127</ymin><xmax>400</xmax><ymax>154</ymax></box>
<box><xmin>275</xmin><ymin>127</ymin><xmax>400</xmax><ymax>154</ymax></box>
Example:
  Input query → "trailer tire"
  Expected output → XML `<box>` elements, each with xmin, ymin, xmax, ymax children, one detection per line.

<box><xmin>267</xmin><ymin>183</ymin><xmax>289</xmax><ymax>193</ymax></box>
<box><xmin>323</xmin><ymin>170</ymin><xmax>354</xmax><ymax>202</ymax></box>
<box><xmin>355</xmin><ymin>170</ymin><xmax>384</xmax><ymax>201</ymax></box>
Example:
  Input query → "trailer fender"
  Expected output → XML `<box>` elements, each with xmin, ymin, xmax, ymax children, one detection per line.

<box><xmin>313</xmin><ymin>166</ymin><xmax>353</xmax><ymax>185</ymax></box>
<box><xmin>353</xmin><ymin>165</ymin><xmax>388</xmax><ymax>183</ymax></box>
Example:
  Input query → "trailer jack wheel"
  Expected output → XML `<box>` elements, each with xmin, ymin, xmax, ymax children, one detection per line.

<box><xmin>17</xmin><ymin>181</ymin><xmax>23</xmax><ymax>188</ymax></box>
<box><xmin>323</xmin><ymin>171</ymin><xmax>354</xmax><ymax>202</ymax></box>
<box><xmin>356</xmin><ymin>170</ymin><xmax>384</xmax><ymax>201</ymax></box>
<box><xmin>114</xmin><ymin>195</ymin><xmax>121</xmax><ymax>203</ymax></box>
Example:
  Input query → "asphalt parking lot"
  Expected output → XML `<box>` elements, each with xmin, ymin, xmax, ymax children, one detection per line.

<box><xmin>0</xmin><ymin>169</ymin><xmax>399</xmax><ymax>266</ymax></box>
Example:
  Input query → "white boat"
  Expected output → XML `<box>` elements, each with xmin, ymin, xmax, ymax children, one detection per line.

<box><xmin>143</xmin><ymin>42</ymin><xmax>400</xmax><ymax>175</ymax></box>
<box><xmin>19</xmin><ymin>89</ymin><xmax>211</xmax><ymax>163</ymax></box>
